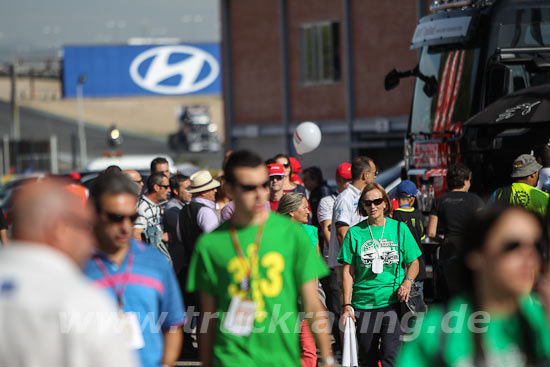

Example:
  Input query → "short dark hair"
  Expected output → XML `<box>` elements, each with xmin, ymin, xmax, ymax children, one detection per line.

<box><xmin>351</xmin><ymin>156</ymin><xmax>374</xmax><ymax>181</ymax></box>
<box><xmin>265</xmin><ymin>158</ymin><xmax>276</xmax><ymax>165</ymax></box>
<box><xmin>224</xmin><ymin>150</ymin><xmax>264</xmax><ymax>184</ymax></box>
<box><xmin>170</xmin><ymin>174</ymin><xmax>189</xmax><ymax>192</ymax></box>
<box><xmin>104</xmin><ymin>165</ymin><xmax>122</xmax><ymax>174</ymax></box>
<box><xmin>147</xmin><ymin>172</ymin><xmax>167</xmax><ymax>192</ymax></box>
<box><xmin>303</xmin><ymin>166</ymin><xmax>324</xmax><ymax>187</ymax></box>
<box><xmin>273</xmin><ymin>153</ymin><xmax>292</xmax><ymax>175</ymax></box>
<box><xmin>447</xmin><ymin>163</ymin><xmax>472</xmax><ymax>190</ymax></box>
<box><xmin>150</xmin><ymin>157</ymin><xmax>169</xmax><ymax>173</ymax></box>
<box><xmin>90</xmin><ymin>172</ymin><xmax>139</xmax><ymax>213</ymax></box>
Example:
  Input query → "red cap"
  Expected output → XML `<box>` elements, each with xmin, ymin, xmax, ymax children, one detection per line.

<box><xmin>289</xmin><ymin>157</ymin><xmax>302</xmax><ymax>173</ymax></box>
<box><xmin>336</xmin><ymin>162</ymin><xmax>352</xmax><ymax>179</ymax></box>
<box><xmin>267</xmin><ymin>163</ymin><xmax>285</xmax><ymax>176</ymax></box>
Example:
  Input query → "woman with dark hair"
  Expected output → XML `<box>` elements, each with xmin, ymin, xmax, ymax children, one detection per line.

<box><xmin>398</xmin><ymin>205</ymin><xmax>550</xmax><ymax>366</ymax></box>
<box><xmin>338</xmin><ymin>182</ymin><xmax>422</xmax><ymax>367</ymax></box>
<box><xmin>427</xmin><ymin>163</ymin><xmax>484</xmax><ymax>298</ymax></box>
<box><xmin>274</xmin><ymin>154</ymin><xmax>306</xmax><ymax>194</ymax></box>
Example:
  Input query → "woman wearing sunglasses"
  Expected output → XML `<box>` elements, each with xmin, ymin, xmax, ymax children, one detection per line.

<box><xmin>398</xmin><ymin>205</ymin><xmax>550</xmax><ymax>366</ymax></box>
<box><xmin>338</xmin><ymin>183</ymin><xmax>422</xmax><ymax>367</ymax></box>
<box><xmin>274</xmin><ymin>154</ymin><xmax>306</xmax><ymax>195</ymax></box>
<box><xmin>278</xmin><ymin>192</ymin><xmax>323</xmax><ymax>367</ymax></box>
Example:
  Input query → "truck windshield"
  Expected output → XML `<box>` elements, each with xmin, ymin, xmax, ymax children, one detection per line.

<box><xmin>410</xmin><ymin>46</ymin><xmax>481</xmax><ymax>135</ymax></box>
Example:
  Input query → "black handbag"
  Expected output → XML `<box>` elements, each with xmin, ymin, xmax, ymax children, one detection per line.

<box><xmin>396</xmin><ymin>222</ymin><xmax>428</xmax><ymax>316</ymax></box>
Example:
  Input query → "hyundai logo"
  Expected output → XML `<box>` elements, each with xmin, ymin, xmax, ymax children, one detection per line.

<box><xmin>129</xmin><ymin>45</ymin><xmax>220</xmax><ymax>95</ymax></box>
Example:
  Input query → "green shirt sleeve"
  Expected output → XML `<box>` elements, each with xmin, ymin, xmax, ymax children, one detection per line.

<box><xmin>293</xmin><ymin>223</ymin><xmax>329</xmax><ymax>285</ymax></box>
<box><xmin>337</xmin><ymin>226</ymin><xmax>355</xmax><ymax>265</ymax></box>
<box><xmin>186</xmin><ymin>236</ymin><xmax>218</xmax><ymax>295</ymax></box>
<box><xmin>401</xmin><ymin>223</ymin><xmax>422</xmax><ymax>265</ymax></box>
<box><xmin>397</xmin><ymin>308</ymin><xmax>444</xmax><ymax>367</ymax></box>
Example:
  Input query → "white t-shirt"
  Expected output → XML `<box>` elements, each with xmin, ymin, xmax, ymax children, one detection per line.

<box><xmin>327</xmin><ymin>184</ymin><xmax>367</xmax><ymax>268</ymax></box>
<box><xmin>317</xmin><ymin>194</ymin><xmax>337</xmax><ymax>258</ymax></box>
<box><xmin>0</xmin><ymin>243</ymin><xmax>135</xmax><ymax>367</ymax></box>
<box><xmin>134</xmin><ymin>195</ymin><xmax>163</xmax><ymax>230</ymax></box>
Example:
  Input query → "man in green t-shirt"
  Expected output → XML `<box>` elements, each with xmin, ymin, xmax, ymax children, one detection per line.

<box><xmin>186</xmin><ymin>150</ymin><xmax>334</xmax><ymax>367</ymax></box>
<box><xmin>490</xmin><ymin>154</ymin><xmax>549</xmax><ymax>217</ymax></box>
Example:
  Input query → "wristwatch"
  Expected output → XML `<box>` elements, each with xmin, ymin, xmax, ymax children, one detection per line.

<box><xmin>405</xmin><ymin>277</ymin><xmax>415</xmax><ymax>284</ymax></box>
<box><xmin>319</xmin><ymin>356</ymin><xmax>336</xmax><ymax>366</ymax></box>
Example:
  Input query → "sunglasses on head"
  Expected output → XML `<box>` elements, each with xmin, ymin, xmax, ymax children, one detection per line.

<box><xmin>237</xmin><ymin>181</ymin><xmax>270</xmax><ymax>192</ymax></box>
<box><xmin>364</xmin><ymin>198</ymin><xmax>384</xmax><ymax>207</ymax></box>
<box><xmin>104</xmin><ymin>212</ymin><xmax>139</xmax><ymax>223</ymax></box>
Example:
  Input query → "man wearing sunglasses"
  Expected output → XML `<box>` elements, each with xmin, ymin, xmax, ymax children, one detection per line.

<box><xmin>267</xmin><ymin>162</ymin><xmax>285</xmax><ymax>211</ymax></box>
<box><xmin>133</xmin><ymin>173</ymin><xmax>171</xmax><ymax>260</ymax></box>
<box><xmin>85</xmin><ymin>173</ymin><xmax>186</xmax><ymax>367</ymax></box>
<box><xmin>186</xmin><ymin>150</ymin><xmax>334</xmax><ymax>367</ymax></box>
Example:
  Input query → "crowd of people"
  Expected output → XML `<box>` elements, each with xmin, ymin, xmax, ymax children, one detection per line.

<box><xmin>0</xmin><ymin>148</ymin><xmax>548</xmax><ymax>367</ymax></box>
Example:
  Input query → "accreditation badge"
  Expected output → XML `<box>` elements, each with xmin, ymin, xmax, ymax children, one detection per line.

<box><xmin>372</xmin><ymin>258</ymin><xmax>384</xmax><ymax>274</ymax></box>
<box><xmin>118</xmin><ymin>311</ymin><xmax>145</xmax><ymax>349</ymax></box>
<box><xmin>223</xmin><ymin>295</ymin><xmax>256</xmax><ymax>336</ymax></box>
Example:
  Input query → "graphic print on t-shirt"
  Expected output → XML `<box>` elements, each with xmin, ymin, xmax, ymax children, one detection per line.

<box><xmin>360</xmin><ymin>239</ymin><xmax>398</xmax><ymax>268</ymax></box>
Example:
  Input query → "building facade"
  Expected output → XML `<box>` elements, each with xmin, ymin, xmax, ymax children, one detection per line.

<box><xmin>222</xmin><ymin>0</ymin><xmax>425</xmax><ymax>172</ymax></box>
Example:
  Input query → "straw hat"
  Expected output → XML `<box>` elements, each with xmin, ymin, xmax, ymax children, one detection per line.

<box><xmin>187</xmin><ymin>170</ymin><xmax>221</xmax><ymax>193</ymax></box>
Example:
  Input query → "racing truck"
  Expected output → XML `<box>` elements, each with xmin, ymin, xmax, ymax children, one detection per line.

<box><xmin>386</xmin><ymin>0</ymin><xmax>550</xmax><ymax>208</ymax></box>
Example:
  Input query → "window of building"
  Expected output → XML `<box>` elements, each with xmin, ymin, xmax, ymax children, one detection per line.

<box><xmin>299</xmin><ymin>21</ymin><xmax>341</xmax><ymax>85</ymax></box>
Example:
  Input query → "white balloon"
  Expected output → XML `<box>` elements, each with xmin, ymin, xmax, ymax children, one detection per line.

<box><xmin>293</xmin><ymin>121</ymin><xmax>322</xmax><ymax>155</ymax></box>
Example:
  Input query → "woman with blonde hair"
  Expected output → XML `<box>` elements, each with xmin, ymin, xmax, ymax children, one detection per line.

<box><xmin>278</xmin><ymin>192</ymin><xmax>320</xmax><ymax>367</ymax></box>
<box><xmin>338</xmin><ymin>182</ymin><xmax>422</xmax><ymax>367</ymax></box>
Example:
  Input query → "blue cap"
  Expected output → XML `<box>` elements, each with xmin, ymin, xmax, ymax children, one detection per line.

<box><xmin>396</xmin><ymin>180</ymin><xmax>419</xmax><ymax>197</ymax></box>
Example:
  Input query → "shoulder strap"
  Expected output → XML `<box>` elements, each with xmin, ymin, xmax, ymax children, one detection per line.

<box><xmin>395</xmin><ymin>221</ymin><xmax>401</xmax><ymax>291</ymax></box>
<box><xmin>495</xmin><ymin>185</ymin><xmax>513</xmax><ymax>204</ymax></box>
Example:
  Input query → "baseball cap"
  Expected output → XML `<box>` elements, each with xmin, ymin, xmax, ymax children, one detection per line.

<box><xmin>511</xmin><ymin>154</ymin><xmax>542</xmax><ymax>178</ymax></box>
<box><xmin>289</xmin><ymin>157</ymin><xmax>302</xmax><ymax>173</ymax></box>
<box><xmin>267</xmin><ymin>163</ymin><xmax>285</xmax><ymax>177</ymax></box>
<box><xmin>396</xmin><ymin>180</ymin><xmax>419</xmax><ymax>198</ymax></box>
<box><xmin>336</xmin><ymin>162</ymin><xmax>352</xmax><ymax>180</ymax></box>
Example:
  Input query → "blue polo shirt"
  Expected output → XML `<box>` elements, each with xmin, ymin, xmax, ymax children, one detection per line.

<box><xmin>84</xmin><ymin>240</ymin><xmax>186</xmax><ymax>367</ymax></box>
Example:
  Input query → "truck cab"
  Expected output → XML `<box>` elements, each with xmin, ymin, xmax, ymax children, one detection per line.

<box><xmin>400</xmin><ymin>0</ymin><xmax>550</xmax><ymax>204</ymax></box>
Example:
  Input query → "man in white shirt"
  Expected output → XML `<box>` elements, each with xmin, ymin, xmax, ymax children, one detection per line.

<box><xmin>0</xmin><ymin>179</ymin><xmax>134</xmax><ymax>367</ymax></box>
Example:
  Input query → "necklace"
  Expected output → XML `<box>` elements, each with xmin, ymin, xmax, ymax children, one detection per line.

<box><xmin>367</xmin><ymin>217</ymin><xmax>386</xmax><ymax>246</ymax></box>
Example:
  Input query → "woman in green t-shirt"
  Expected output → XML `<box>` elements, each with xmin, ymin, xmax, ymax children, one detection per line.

<box><xmin>278</xmin><ymin>192</ymin><xmax>320</xmax><ymax>367</ymax></box>
<box><xmin>397</xmin><ymin>204</ymin><xmax>550</xmax><ymax>366</ymax></box>
<box><xmin>338</xmin><ymin>182</ymin><xmax>421</xmax><ymax>367</ymax></box>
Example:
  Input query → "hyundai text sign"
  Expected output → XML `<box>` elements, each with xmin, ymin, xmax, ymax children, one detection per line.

<box><xmin>63</xmin><ymin>44</ymin><xmax>221</xmax><ymax>98</ymax></box>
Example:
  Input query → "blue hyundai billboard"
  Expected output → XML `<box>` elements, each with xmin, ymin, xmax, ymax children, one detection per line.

<box><xmin>63</xmin><ymin>43</ymin><xmax>221</xmax><ymax>97</ymax></box>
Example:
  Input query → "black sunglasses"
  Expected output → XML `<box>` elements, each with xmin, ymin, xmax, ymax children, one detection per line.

<box><xmin>237</xmin><ymin>181</ymin><xmax>270</xmax><ymax>192</ymax></box>
<box><xmin>269</xmin><ymin>175</ymin><xmax>284</xmax><ymax>182</ymax></box>
<box><xmin>282</xmin><ymin>162</ymin><xmax>290</xmax><ymax>168</ymax></box>
<box><xmin>158</xmin><ymin>184</ymin><xmax>170</xmax><ymax>189</ymax></box>
<box><xmin>104</xmin><ymin>212</ymin><xmax>139</xmax><ymax>223</ymax></box>
<box><xmin>364</xmin><ymin>198</ymin><xmax>384</xmax><ymax>207</ymax></box>
<box><xmin>499</xmin><ymin>239</ymin><xmax>544</xmax><ymax>256</ymax></box>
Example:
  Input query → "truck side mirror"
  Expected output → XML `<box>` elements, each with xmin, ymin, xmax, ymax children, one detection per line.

<box><xmin>384</xmin><ymin>69</ymin><xmax>401</xmax><ymax>91</ymax></box>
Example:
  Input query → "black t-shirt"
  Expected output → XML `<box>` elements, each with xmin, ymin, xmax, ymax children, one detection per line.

<box><xmin>430</xmin><ymin>191</ymin><xmax>484</xmax><ymax>238</ymax></box>
<box><xmin>393</xmin><ymin>207</ymin><xmax>427</xmax><ymax>280</ymax></box>
<box><xmin>0</xmin><ymin>208</ymin><xmax>7</xmax><ymax>231</ymax></box>
<box><xmin>308</xmin><ymin>184</ymin><xmax>333</xmax><ymax>229</ymax></box>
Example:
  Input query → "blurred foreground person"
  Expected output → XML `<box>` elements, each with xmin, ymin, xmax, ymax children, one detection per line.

<box><xmin>398</xmin><ymin>205</ymin><xmax>550</xmax><ymax>366</ymax></box>
<box><xmin>0</xmin><ymin>179</ymin><xmax>134</xmax><ymax>366</ymax></box>
<box><xmin>85</xmin><ymin>173</ymin><xmax>185</xmax><ymax>367</ymax></box>
<box><xmin>187</xmin><ymin>150</ymin><xmax>334</xmax><ymax>367</ymax></box>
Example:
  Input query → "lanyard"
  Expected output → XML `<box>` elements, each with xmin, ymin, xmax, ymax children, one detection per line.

<box><xmin>229</xmin><ymin>221</ymin><xmax>265</xmax><ymax>293</ymax></box>
<box><xmin>94</xmin><ymin>252</ymin><xmax>135</xmax><ymax>308</ymax></box>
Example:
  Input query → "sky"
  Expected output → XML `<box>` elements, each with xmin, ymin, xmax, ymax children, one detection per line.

<box><xmin>0</xmin><ymin>0</ymin><xmax>220</xmax><ymax>62</ymax></box>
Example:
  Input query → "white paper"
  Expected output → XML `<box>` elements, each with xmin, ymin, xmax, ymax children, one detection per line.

<box><xmin>342</xmin><ymin>317</ymin><xmax>358</xmax><ymax>367</ymax></box>
<box><xmin>119</xmin><ymin>311</ymin><xmax>145</xmax><ymax>350</ymax></box>
<box><xmin>223</xmin><ymin>295</ymin><xmax>256</xmax><ymax>336</ymax></box>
